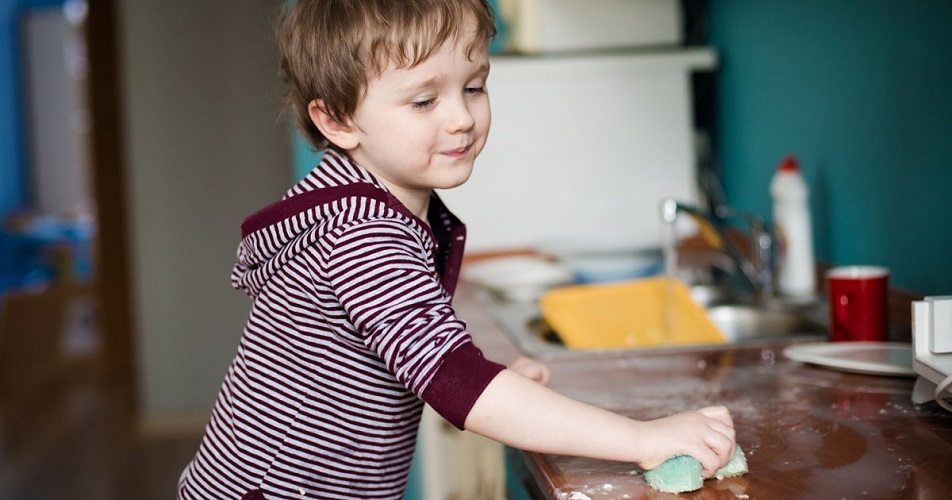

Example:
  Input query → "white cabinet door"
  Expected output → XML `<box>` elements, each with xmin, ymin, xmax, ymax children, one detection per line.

<box><xmin>438</xmin><ymin>49</ymin><xmax>716</xmax><ymax>253</ymax></box>
<box><xmin>416</xmin><ymin>405</ymin><xmax>505</xmax><ymax>499</ymax></box>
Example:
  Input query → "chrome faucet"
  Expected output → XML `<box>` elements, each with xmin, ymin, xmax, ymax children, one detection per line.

<box><xmin>661</xmin><ymin>198</ymin><xmax>776</xmax><ymax>299</ymax></box>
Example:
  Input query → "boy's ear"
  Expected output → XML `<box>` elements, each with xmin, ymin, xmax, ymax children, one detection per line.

<box><xmin>308</xmin><ymin>100</ymin><xmax>359</xmax><ymax>150</ymax></box>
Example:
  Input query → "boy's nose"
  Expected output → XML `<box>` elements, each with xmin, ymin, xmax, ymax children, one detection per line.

<box><xmin>445</xmin><ymin>100</ymin><xmax>476</xmax><ymax>133</ymax></box>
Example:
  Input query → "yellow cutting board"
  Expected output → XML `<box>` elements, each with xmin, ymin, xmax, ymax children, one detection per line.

<box><xmin>539</xmin><ymin>277</ymin><xmax>726</xmax><ymax>349</ymax></box>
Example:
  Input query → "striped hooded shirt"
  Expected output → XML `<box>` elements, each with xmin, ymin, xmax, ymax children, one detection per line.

<box><xmin>177</xmin><ymin>149</ymin><xmax>505</xmax><ymax>499</ymax></box>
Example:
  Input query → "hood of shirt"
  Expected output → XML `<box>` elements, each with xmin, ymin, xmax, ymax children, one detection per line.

<box><xmin>230</xmin><ymin>149</ymin><xmax>465</xmax><ymax>299</ymax></box>
<box><xmin>229</xmin><ymin>150</ymin><xmax>393</xmax><ymax>298</ymax></box>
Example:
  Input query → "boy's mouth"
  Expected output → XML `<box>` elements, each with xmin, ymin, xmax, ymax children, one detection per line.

<box><xmin>443</xmin><ymin>145</ymin><xmax>471</xmax><ymax>158</ymax></box>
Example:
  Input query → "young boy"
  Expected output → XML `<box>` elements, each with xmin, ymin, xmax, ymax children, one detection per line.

<box><xmin>177</xmin><ymin>1</ymin><xmax>736</xmax><ymax>498</ymax></box>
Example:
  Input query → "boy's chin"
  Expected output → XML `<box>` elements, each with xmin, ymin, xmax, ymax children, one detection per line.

<box><xmin>429</xmin><ymin>163</ymin><xmax>475</xmax><ymax>190</ymax></box>
<box><xmin>436</xmin><ymin>170</ymin><xmax>474</xmax><ymax>191</ymax></box>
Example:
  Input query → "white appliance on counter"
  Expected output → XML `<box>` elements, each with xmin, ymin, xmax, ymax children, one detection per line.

<box><xmin>438</xmin><ymin>48</ymin><xmax>716</xmax><ymax>253</ymax></box>
<box><xmin>505</xmin><ymin>0</ymin><xmax>682</xmax><ymax>54</ymax></box>
<box><xmin>912</xmin><ymin>296</ymin><xmax>952</xmax><ymax>412</ymax></box>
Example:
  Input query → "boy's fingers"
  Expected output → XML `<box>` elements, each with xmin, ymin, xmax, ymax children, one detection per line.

<box><xmin>704</xmin><ymin>429</ymin><xmax>734</xmax><ymax>463</ymax></box>
<box><xmin>693</xmin><ymin>446</ymin><xmax>722</xmax><ymax>477</ymax></box>
<box><xmin>510</xmin><ymin>357</ymin><xmax>550</xmax><ymax>385</ymax></box>
<box><xmin>697</xmin><ymin>406</ymin><xmax>737</xmax><ymax>474</ymax></box>
<box><xmin>698</xmin><ymin>405</ymin><xmax>734</xmax><ymax>427</ymax></box>
<box><xmin>708</xmin><ymin>420</ymin><xmax>736</xmax><ymax>443</ymax></box>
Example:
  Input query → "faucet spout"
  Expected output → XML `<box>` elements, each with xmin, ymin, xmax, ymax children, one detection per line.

<box><xmin>660</xmin><ymin>198</ymin><xmax>776</xmax><ymax>299</ymax></box>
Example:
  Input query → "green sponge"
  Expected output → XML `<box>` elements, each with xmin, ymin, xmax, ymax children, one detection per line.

<box><xmin>713</xmin><ymin>445</ymin><xmax>748</xmax><ymax>480</ymax></box>
<box><xmin>644</xmin><ymin>445</ymin><xmax>748</xmax><ymax>493</ymax></box>
<box><xmin>643</xmin><ymin>454</ymin><xmax>702</xmax><ymax>493</ymax></box>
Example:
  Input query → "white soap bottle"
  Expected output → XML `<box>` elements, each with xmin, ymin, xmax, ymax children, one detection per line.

<box><xmin>770</xmin><ymin>155</ymin><xmax>816</xmax><ymax>298</ymax></box>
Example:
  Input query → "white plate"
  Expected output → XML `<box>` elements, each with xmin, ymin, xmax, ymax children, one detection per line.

<box><xmin>782</xmin><ymin>342</ymin><xmax>916</xmax><ymax>377</ymax></box>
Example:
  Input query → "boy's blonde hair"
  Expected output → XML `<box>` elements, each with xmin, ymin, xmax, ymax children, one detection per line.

<box><xmin>278</xmin><ymin>0</ymin><xmax>496</xmax><ymax>150</ymax></box>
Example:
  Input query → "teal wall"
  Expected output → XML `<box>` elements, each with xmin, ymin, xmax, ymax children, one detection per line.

<box><xmin>707</xmin><ymin>1</ymin><xmax>952</xmax><ymax>295</ymax></box>
<box><xmin>292</xmin><ymin>128</ymin><xmax>322</xmax><ymax>181</ymax></box>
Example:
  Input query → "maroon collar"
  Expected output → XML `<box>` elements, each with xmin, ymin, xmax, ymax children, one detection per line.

<box><xmin>240</xmin><ymin>183</ymin><xmax>466</xmax><ymax>296</ymax></box>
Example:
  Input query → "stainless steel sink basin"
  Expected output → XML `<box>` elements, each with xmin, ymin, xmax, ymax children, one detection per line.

<box><xmin>481</xmin><ymin>287</ymin><xmax>828</xmax><ymax>360</ymax></box>
<box><xmin>705</xmin><ymin>304</ymin><xmax>827</xmax><ymax>341</ymax></box>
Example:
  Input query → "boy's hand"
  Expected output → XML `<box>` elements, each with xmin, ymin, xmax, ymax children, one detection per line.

<box><xmin>507</xmin><ymin>357</ymin><xmax>550</xmax><ymax>386</ymax></box>
<box><xmin>634</xmin><ymin>405</ymin><xmax>736</xmax><ymax>478</ymax></box>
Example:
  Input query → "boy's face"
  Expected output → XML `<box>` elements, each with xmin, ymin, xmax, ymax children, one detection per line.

<box><xmin>340</xmin><ymin>27</ymin><xmax>491</xmax><ymax>206</ymax></box>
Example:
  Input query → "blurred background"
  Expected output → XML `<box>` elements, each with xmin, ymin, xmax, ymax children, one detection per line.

<box><xmin>0</xmin><ymin>0</ymin><xmax>949</xmax><ymax>498</ymax></box>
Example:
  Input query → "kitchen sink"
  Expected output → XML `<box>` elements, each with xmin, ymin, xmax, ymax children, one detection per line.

<box><xmin>482</xmin><ymin>286</ymin><xmax>828</xmax><ymax>360</ymax></box>
<box><xmin>706</xmin><ymin>304</ymin><xmax>827</xmax><ymax>341</ymax></box>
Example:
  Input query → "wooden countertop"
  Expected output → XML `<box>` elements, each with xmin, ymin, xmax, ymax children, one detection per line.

<box><xmin>455</xmin><ymin>283</ymin><xmax>952</xmax><ymax>499</ymax></box>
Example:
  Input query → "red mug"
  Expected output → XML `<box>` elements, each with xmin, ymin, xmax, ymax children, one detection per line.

<box><xmin>827</xmin><ymin>266</ymin><xmax>889</xmax><ymax>342</ymax></box>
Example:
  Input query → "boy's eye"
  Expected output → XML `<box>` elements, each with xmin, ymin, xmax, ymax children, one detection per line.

<box><xmin>412</xmin><ymin>98</ymin><xmax>436</xmax><ymax>110</ymax></box>
<box><xmin>465</xmin><ymin>86</ymin><xmax>486</xmax><ymax>95</ymax></box>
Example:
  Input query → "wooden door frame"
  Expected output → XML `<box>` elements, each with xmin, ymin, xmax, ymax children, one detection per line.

<box><xmin>85</xmin><ymin>0</ymin><xmax>135</xmax><ymax>394</ymax></box>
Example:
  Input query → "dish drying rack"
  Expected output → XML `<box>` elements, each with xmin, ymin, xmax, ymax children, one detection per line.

<box><xmin>912</xmin><ymin>296</ymin><xmax>952</xmax><ymax>412</ymax></box>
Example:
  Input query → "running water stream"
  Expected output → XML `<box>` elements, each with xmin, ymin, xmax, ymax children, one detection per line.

<box><xmin>661</xmin><ymin>218</ymin><xmax>679</xmax><ymax>346</ymax></box>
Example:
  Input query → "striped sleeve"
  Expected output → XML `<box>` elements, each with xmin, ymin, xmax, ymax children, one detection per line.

<box><xmin>320</xmin><ymin>216</ymin><xmax>504</xmax><ymax>427</ymax></box>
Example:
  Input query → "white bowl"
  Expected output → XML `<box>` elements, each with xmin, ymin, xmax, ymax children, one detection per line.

<box><xmin>536</xmin><ymin>239</ymin><xmax>663</xmax><ymax>284</ymax></box>
<box><xmin>463</xmin><ymin>256</ymin><xmax>573</xmax><ymax>302</ymax></box>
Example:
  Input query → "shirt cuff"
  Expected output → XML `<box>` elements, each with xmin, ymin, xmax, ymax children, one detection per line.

<box><xmin>421</xmin><ymin>342</ymin><xmax>505</xmax><ymax>430</ymax></box>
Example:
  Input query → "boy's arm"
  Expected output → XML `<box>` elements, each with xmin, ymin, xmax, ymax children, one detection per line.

<box><xmin>463</xmin><ymin>369</ymin><xmax>736</xmax><ymax>477</ymax></box>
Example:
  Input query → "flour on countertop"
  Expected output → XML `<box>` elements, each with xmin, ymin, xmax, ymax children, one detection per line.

<box><xmin>555</xmin><ymin>492</ymin><xmax>591</xmax><ymax>500</ymax></box>
<box><xmin>554</xmin><ymin>482</ymin><xmax>635</xmax><ymax>499</ymax></box>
